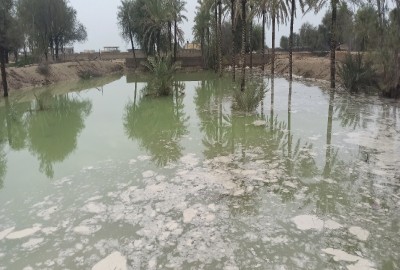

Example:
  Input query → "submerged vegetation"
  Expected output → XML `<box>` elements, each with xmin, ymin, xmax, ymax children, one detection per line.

<box><xmin>232</xmin><ymin>76</ymin><xmax>267</xmax><ymax>112</ymax></box>
<box><xmin>142</xmin><ymin>54</ymin><xmax>181</xmax><ymax>96</ymax></box>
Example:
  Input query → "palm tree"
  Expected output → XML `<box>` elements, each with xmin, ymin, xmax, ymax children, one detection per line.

<box><xmin>256</xmin><ymin>0</ymin><xmax>269</xmax><ymax>72</ymax></box>
<box><xmin>172</xmin><ymin>0</ymin><xmax>187</xmax><ymax>61</ymax></box>
<box><xmin>193</xmin><ymin>1</ymin><xmax>212</xmax><ymax>67</ymax></box>
<box><xmin>217</xmin><ymin>0</ymin><xmax>223</xmax><ymax>76</ymax></box>
<box><xmin>117</xmin><ymin>0</ymin><xmax>137</xmax><ymax>66</ymax></box>
<box><xmin>269</xmin><ymin>0</ymin><xmax>289</xmax><ymax>75</ymax></box>
<box><xmin>288</xmin><ymin>0</ymin><xmax>311</xmax><ymax>80</ymax></box>
<box><xmin>240</xmin><ymin>0</ymin><xmax>247</xmax><ymax>91</ymax></box>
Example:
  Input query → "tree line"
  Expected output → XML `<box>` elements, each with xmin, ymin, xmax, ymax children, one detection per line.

<box><xmin>1</xmin><ymin>0</ymin><xmax>87</xmax><ymax>97</ymax></box>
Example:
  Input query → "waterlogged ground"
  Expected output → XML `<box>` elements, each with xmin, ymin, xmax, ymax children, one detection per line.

<box><xmin>0</xmin><ymin>73</ymin><xmax>399</xmax><ymax>269</ymax></box>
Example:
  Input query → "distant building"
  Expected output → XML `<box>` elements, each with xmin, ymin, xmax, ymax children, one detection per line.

<box><xmin>183</xmin><ymin>42</ymin><xmax>200</xmax><ymax>50</ymax></box>
<box><xmin>102</xmin><ymin>46</ymin><xmax>120</xmax><ymax>53</ymax></box>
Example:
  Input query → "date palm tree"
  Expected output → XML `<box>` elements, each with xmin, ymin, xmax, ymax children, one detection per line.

<box><xmin>171</xmin><ymin>0</ymin><xmax>187</xmax><ymax>60</ymax></box>
<box><xmin>117</xmin><ymin>0</ymin><xmax>137</xmax><ymax>65</ymax></box>
<box><xmin>240</xmin><ymin>0</ymin><xmax>247</xmax><ymax>91</ymax></box>
<box><xmin>269</xmin><ymin>0</ymin><xmax>289</xmax><ymax>75</ymax></box>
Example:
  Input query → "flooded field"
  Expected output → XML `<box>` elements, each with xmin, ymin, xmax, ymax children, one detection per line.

<box><xmin>0</xmin><ymin>73</ymin><xmax>399</xmax><ymax>269</ymax></box>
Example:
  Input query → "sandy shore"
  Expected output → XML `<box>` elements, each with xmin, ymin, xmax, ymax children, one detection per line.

<box><xmin>4</xmin><ymin>60</ymin><xmax>124</xmax><ymax>92</ymax></box>
<box><xmin>1</xmin><ymin>52</ymin><xmax>347</xmax><ymax>95</ymax></box>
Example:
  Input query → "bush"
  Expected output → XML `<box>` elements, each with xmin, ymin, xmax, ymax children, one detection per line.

<box><xmin>36</xmin><ymin>62</ymin><xmax>51</xmax><ymax>76</ymax></box>
<box><xmin>338</xmin><ymin>53</ymin><xmax>378</xmax><ymax>93</ymax></box>
<box><xmin>142</xmin><ymin>54</ymin><xmax>181</xmax><ymax>96</ymax></box>
<box><xmin>232</xmin><ymin>77</ymin><xmax>267</xmax><ymax>112</ymax></box>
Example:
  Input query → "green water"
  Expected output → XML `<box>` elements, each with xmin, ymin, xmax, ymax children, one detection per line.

<box><xmin>0</xmin><ymin>73</ymin><xmax>399</xmax><ymax>269</ymax></box>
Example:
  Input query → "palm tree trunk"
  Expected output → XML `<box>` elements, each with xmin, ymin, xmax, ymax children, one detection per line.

<box><xmin>214</xmin><ymin>0</ymin><xmax>218</xmax><ymax>72</ymax></box>
<box><xmin>129</xmin><ymin>30</ymin><xmax>136</xmax><ymax>68</ymax></box>
<box><xmin>174</xmin><ymin>19</ymin><xmax>178</xmax><ymax>61</ymax></box>
<box><xmin>249</xmin><ymin>5</ymin><xmax>253</xmax><ymax>70</ymax></box>
<box><xmin>289</xmin><ymin>0</ymin><xmax>295</xmax><ymax>81</ymax></box>
<box><xmin>231</xmin><ymin>0</ymin><xmax>236</xmax><ymax>81</ymax></box>
<box><xmin>262</xmin><ymin>8</ymin><xmax>266</xmax><ymax>72</ymax></box>
<box><xmin>330</xmin><ymin>0</ymin><xmax>337</xmax><ymax>89</ymax></box>
<box><xmin>240</xmin><ymin>0</ymin><xmax>247</xmax><ymax>92</ymax></box>
<box><xmin>218</xmin><ymin>0</ymin><xmax>223</xmax><ymax>77</ymax></box>
<box><xmin>168</xmin><ymin>21</ymin><xmax>172</xmax><ymax>53</ymax></box>
<box><xmin>0</xmin><ymin>46</ymin><xmax>9</xmax><ymax>97</ymax></box>
<box><xmin>271</xmin><ymin>9</ymin><xmax>276</xmax><ymax>75</ymax></box>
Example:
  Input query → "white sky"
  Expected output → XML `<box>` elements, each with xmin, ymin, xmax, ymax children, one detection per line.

<box><xmin>69</xmin><ymin>0</ymin><xmax>327</xmax><ymax>52</ymax></box>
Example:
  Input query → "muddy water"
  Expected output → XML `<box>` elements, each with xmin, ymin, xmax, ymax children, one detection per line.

<box><xmin>0</xmin><ymin>73</ymin><xmax>399</xmax><ymax>269</ymax></box>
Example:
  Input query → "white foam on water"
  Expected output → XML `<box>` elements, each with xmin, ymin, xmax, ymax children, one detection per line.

<box><xmin>6</xmin><ymin>226</ymin><xmax>41</xmax><ymax>239</ymax></box>
<box><xmin>37</xmin><ymin>206</ymin><xmax>58</xmax><ymax>220</ymax></box>
<box><xmin>324</xmin><ymin>220</ymin><xmax>343</xmax><ymax>230</ymax></box>
<box><xmin>183</xmin><ymin>208</ymin><xmax>197</xmax><ymax>223</ymax></box>
<box><xmin>252</xmin><ymin>120</ymin><xmax>267</xmax><ymax>127</ymax></box>
<box><xmin>349</xmin><ymin>226</ymin><xmax>370</xmax><ymax>241</ymax></box>
<box><xmin>92</xmin><ymin>251</ymin><xmax>127</xmax><ymax>270</ymax></box>
<box><xmin>292</xmin><ymin>215</ymin><xmax>324</xmax><ymax>231</ymax></box>
<box><xmin>142</xmin><ymin>170</ymin><xmax>156</xmax><ymax>178</ymax></box>
<box><xmin>73</xmin><ymin>225</ymin><xmax>101</xmax><ymax>235</ymax></box>
<box><xmin>0</xmin><ymin>227</ymin><xmax>15</xmax><ymax>240</ymax></box>
<box><xmin>21</xmin><ymin>238</ymin><xmax>44</xmax><ymax>249</ymax></box>
<box><xmin>82</xmin><ymin>202</ymin><xmax>107</xmax><ymax>214</ymax></box>
<box><xmin>322</xmin><ymin>248</ymin><xmax>376</xmax><ymax>270</ymax></box>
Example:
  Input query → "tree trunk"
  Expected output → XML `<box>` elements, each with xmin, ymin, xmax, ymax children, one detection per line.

<box><xmin>129</xmin><ymin>30</ymin><xmax>136</xmax><ymax>68</ymax></box>
<box><xmin>240</xmin><ymin>0</ymin><xmax>247</xmax><ymax>92</ymax></box>
<box><xmin>168</xmin><ymin>21</ymin><xmax>172</xmax><ymax>53</ymax></box>
<box><xmin>174</xmin><ymin>20</ymin><xmax>178</xmax><ymax>61</ymax></box>
<box><xmin>214</xmin><ymin>0</ymin><xmax>218</xmax><ymax>72</ymax></box>
<box><xmin>249</xmin><ymin>5</ymin><xmax>253</xmax><ymax>70</ymax></box>
<box><xmin>289</xmin><ymin>0</ymin><xmax>295</xmax><ymax>81</ymax></box>
<box><xmin>323</xmin><ymin>89</ymin><xmax>335</xmax><ymax>177</ymax></box>
<box><xmin>262</xmin><ymin>9</ymin><xmax>266</xmax><ymax>72</ymax></box>
<box><xmin>55</xmin><ymin>37</ymin><xmax>59</xmax><ymax>61</ymax></box>
<box><xmin>218</xmin><ymin>0</ymin><xmax>223</xmax><ymax>77</ymax></box>
<box><xmin>231</xmin><ymin>0</ymin><xmax>236</xmax><ymax>81</ymax></box>
<box><xmin>271</xmin><ymin>8</ymin><xmax>276</xmax><ymax>75</ymax></box>
<box><xmin>0</xmin><ymin>46</ymin><xmax>9</xmax><ymax>97</ymax></box>
<box><xmin>5</xmin><ymin>49</ymin><xmax>9</xmax><ymax>64</ymax></box>
<box><xmin>330</xmin><ymin>0</ymin><xmax>337</xmax><ymax>89</ymax></box>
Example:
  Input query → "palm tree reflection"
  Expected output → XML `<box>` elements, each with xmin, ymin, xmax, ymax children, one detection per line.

<box><xmin>124</xmin><ymin>85</ymin><xmax>189</xmax><ymax>167</ymax></box>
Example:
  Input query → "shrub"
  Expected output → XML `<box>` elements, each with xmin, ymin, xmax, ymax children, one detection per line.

<box><xmin>232</xmin><ymin>77</ymin><xmax>267</xmax><ymax>112</ymax></box>
<box><xmin>142</xmin><ymin>54</ymin><xmax>181</xmax><ymax>96</ymax></box>
<box><xmin>36</xmin><ymin>62</ymin><xmax>51</xmax><ymax>76</ymax></box>
<box><xmin>338</xmin><ymin>53</ymin><xmax>379</xmax><ymax>93</ymax></box>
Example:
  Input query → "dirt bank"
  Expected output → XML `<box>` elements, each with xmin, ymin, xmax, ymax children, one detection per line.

<box><xmin>265</xmin><ymin>52</ymin><xmax>350</xmax><ymax>81</ymax></box>
<box><xmin>3</xmin><ymin>60</ymin><xmax>124</xmax><ymax>92</ymax></box>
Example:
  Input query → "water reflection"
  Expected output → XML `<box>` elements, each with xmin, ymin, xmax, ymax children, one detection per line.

<box><xmin>27</xmin><ymin>94</ymin><xmax>92</xmax><ymax>178</ymax></box>
<box><xmin>124</xmin><ymin>85</ymin><xmax>189</xmax><ymax>166</ymax></box>
<box><xmin>0</xmin><ymin>94</ymin><xmax>92</xmax><ymax>180</ymax></box>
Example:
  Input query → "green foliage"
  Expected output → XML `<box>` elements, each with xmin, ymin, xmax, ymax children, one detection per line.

<box><xmin>232</xmin><ymin>77</ymin><xmax>267</xmax><ymax>112</ymax></box>
<box><xmin>280</xmin><ymin>36</ymin><xmax>289</xmax><ymax>50</ymax></box>
<box><xmin>17</xmin><ymin>0</ymin><xmax>87</xmax><ymax>60</ymax></box>
<box><xmin>338</xmin><ymin>53</ymin><xmax>378</xmax><ymax>93</ymax></box>
<box><xmin>118</xmin><ymin>0</ymin><xmax>187</xmax><ymax>56</ymax></box>
<box><xmin>142</xmin><ymin>54</ymin><xmax>181</xmax><ymax>96</ymax></box>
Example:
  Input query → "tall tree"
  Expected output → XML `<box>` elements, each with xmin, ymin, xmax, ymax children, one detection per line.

<box><xmin>269</xmin><ymin>0</ymin><xmax>289</xmax><ymax>75</ymax></box>
<box><xmin>0</xmin><ymin>0</ymin><xmax>13</xmax><ymax>97</ymax></box>
<box><xmin>240</xmin><ymin>0</ymin><xmax>247</xmax><ymax>91</ymax></box>
<box><xmin>118</xmin><ymin>0</ymin><xmax>137</xmax><ymax>65</ymax></box>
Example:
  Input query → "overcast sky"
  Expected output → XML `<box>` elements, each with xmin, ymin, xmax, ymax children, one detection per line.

<box><xmin>69</xmin><ymin>0</ymin><xmax>327</xmax><ymax>52</ymax></box>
